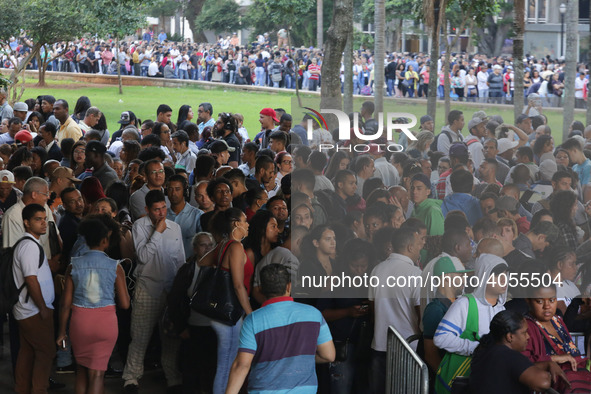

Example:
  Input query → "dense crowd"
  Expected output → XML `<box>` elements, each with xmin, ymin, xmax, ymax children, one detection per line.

<box><xmin>2</xmin><ymin>87</ymin><xmax>591</xmax><ymax>394</ymax></box>
<box><xmin>3</xmin><ymin>31</ymin><xmax>591</xmax><ymax>105</ymax></box>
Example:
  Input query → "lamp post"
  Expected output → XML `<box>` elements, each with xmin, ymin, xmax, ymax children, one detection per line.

<box><xmin>560</xmin><ymin>3</ymin><xmax>566</xmax><ymax>57</ymax></box>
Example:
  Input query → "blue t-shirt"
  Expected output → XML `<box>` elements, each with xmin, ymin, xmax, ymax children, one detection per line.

<box><xmin>573</xmin><ymin>158</ymin><xmax>591</xmax><ymax>186</ymax></box>
<box><xmin>238</xmin><ymin>297</ymin><xmax>332</xmax><ymax>393</ymax></box>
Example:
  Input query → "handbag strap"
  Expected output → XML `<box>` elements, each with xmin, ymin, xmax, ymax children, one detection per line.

<box><xmin>216</xmin><ymin>239</ymin><xmax>235</xmax><ymax>268</ymax></box>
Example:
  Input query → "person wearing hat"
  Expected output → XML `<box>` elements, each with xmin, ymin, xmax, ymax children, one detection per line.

<box><xmin>410</xmin><ymin>173</ymin><xmax>445</xmax><ymax>236</ymax></box>
<box><xmin>53</xmin><ymin>99</ymin><xmax>83</xmax><ymax>147</ymax></box>
<box><xmin>422</xmin><ymin>254</ymin><xmax>473</xmax><ymax>375</ymax></box>
<box><xmin>419</xmin><ymin>115</ymin><xmax>434</xmax><ymax>133</ymax></box>
<box><xmin>487</xmin><ymin>65</ymin><xmax>504</xmax><ymax>104</ymax></box>
<box><xmin>497</xmin><ymin>138</ymin><xmax>519</xmax><ymax>167</ymax></box>
<box><xmin>254</xmin><ymin>108</ymin><xmax>279</xmax><ymax>148</ymax></box>
<box><xmin>0</xmin><ymin>169</ymin><xmax>20</xmax><ymax>213</ymax></box>
<box><xmin>84</xmin><ymin>141</ymin><xmax>119</xmax><ymax>191</ymax></box>
<box><xmin>13</xmin><ymin>102</ymin><xmax>28</xmax><ymax>122</ymax></box>
<box><xmin>464</xmin><ymin>116</ymin><xmax>487</xmax><ymax>168</ymax></box>
<box><xmin>214</xmin><ymin>113</ymin><xmax>241</xmax><ymax>167</ymax></box>
<box><xmin>15</xmin><ymin>130</ymin><xmax>34</xmax><ymax>149</ymax></box>
<box><xmin>109</xmin><ymin>111</ymin><xmax>137</xmax><ymax>146</ymax></box>
<box><xmin>209</xmin><ymin>140</ymin><xmax>235</xmax><ymax>167</ymax></box>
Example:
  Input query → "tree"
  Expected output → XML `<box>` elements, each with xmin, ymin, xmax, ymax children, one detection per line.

<box><xmin>320</xmin><ymin>0</ymin><xmax>354</xmax><ymax>114</ymax></box>
<box><xmin>89</xmin><ymin>0</ymin><xmax>156</xmax><ymax>94</ymax></box>
<box><xmin>374</xmin><ymin>0</ymin><xmax>386</xmax><ymax>114</ymax></box>
<box><xmin>423</xmin><ymin>0</ymin><xmax>446</xmax><ymax>120</ymax></box>
<box><xmin>562</xmin><ymin>0</ymin><xmax>578</xmax><ymax>142</ymax></box>
<box><xmin>194</xmin><ymin>0</ymin><xmax>242</xmax><ymax>34</ymax></box>
<box><xmin>148</xmin><ymin>0</ymin><xmax>180</xmax><ymax>35</ymax></box>
<box><xmin>587</xmin><ymin>1</ymin><xmax>591</xmax><ymax>127</ymax></box>
<box><xmin>185</xmin><ymin>0</ymin><xmax>208</xmax><ymax>43</ymax></box>
<box><xmin>317</xmin><ymin>0</ymin><xmax>324</xmax><ymax>48</ymax></box>
<box><xmin>472</xmin><ymin>1</ymin><xmax>513</xmax><ymax>56</ymax></box>
<box><xmin>513</xmin><ymin>0</ymin><xmax>525</xmax><ymax>120</ymax></box>
<box><xmin>343</xmin><ymin>12</ymin><xmax>355</xmax><ymax>114</ymax></box>
<box><xmin>245</xmin><ymin>0</ymin><xmax>316</xmax><ymax>47</ymax></box>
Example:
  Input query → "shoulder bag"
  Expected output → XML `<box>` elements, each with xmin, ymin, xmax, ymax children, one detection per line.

<box><xmin>190</xmin><ymin>240</ymin><xmax>244</xmax><ymax>326</ymax></box>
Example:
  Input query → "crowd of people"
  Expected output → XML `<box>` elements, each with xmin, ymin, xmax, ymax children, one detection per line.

<box><xmin>2</xmin><ymin>88</ymin><xmax>591</xmax><ymax>394</ymax></box>
<box><xmin>3</xmin><ymin>31</ymin><xmax>591</xmax><ymax>104</ymax></box>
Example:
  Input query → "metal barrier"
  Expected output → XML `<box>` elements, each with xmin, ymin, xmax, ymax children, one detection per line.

<box><xmin>386</xmin><ymin>326</ymin><xmax>429</xmax><ymax>394</ymax></box>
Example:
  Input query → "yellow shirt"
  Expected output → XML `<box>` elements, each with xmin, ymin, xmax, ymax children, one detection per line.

<box><xmin>57</xmin><ymin>117</ymin><xmax>83</xmax><ymax>147</ymax></box>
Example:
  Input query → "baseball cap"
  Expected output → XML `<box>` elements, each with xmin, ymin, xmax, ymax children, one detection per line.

<box><xmin>14</xmin><ymin>130</ymin><xmax>33</xmax><ymax>144</ymax></box>
<box><xmin>13</xmin><ymin>102</ymin><xmax>28</xmax><ymax>112</ymax></box>
<box><xmin>420</xmin><ymin>115</ymin><xmax>433</xmax><ymax>125</ymax></box>
<box><xmin>52</xmin><ymin>166</ymin><xmax>82</xmax><ymax>183</ymax></box>
<box><xmin>433</xmin><ymin>257</ymin><xmax>473</xmax><ymax>277</ymax></box>
<box><xmin>260</xmin><ymin>108</ymin><xmax>279</xmax><ymax>123</ymax></box>
<box><xmin>495</xmin><ymin>196</ymin><xmax>520</xmax><ymax>212</ymax></box>
<box><xmin>410</xmin><ymin>173</ymin><xmax>431</xmax><ymax>190</ymax></box>
<box><xmin>472</xmin><ymin>111</ymin><xmax>488</xmax><ymax>121</ymax></box>
<box><xmin>118</xmin><ymin>111</ymin><xmax>131</xmax><ymax>125</ymax></box>
<box><xmin>0</xmin><ymin>170</ymin><xmax>15</xmax><ymax>183</ymax></box>
<box><xmin>497</xmin><ymin>138</ymin><xmax>519</xmax><ymax>154</ymax></box>
<box><xmin>449</xmin><ymin>142</ymin><xmax>468</xmax><ymax>157</ymax></box>
<box><xmin>467</xmin><ymin>117</ymin><xmax>487</xmax><ymax>131</ymax></box>
<box><xmin>210</xmin><ymin>140</ymin><xmax>236</xmax><ymax>154</ymax></box>
<box><xmin>86</xmin><ymin>140</ymin><xmax>107</xmax><ymax>154</ymax></box>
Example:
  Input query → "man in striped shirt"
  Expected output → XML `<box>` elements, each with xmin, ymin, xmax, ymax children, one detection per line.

<box><xmin>226</xmin><ymin>264</ymin><xmax>335</xmax><ymax>393</ymax></box>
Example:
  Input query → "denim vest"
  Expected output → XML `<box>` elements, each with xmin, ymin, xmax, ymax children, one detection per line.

<box><xmin>71</xmin><ymin>250</ymin><xmax>118</xmax><ymax>308</ymax></box>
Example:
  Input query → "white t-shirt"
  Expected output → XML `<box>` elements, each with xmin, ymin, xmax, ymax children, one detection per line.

<box><xmin>477</xmin><ymin>71</ymin><xmax>489</xmax><ymax>90</ymax></box>
<box><xmin>12</xmin><ymin>234</ymin><xmax>54</xmax><ymax>321</ymax></box>
<box><xmin>575</xmin><ymin>77</ymin><xmax>585</xmax><ymax>98</ymax></box>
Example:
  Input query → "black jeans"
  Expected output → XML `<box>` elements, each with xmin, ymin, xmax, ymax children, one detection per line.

<box><xmin>180</xmin><ymin>325</ymin><xmax>217</xmax><ymax>394</ymax></box>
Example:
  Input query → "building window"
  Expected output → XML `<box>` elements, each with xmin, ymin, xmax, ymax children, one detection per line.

<box><xmin>528</xmin><ymin>0</ymin><xmax>547</xmax><ymax>23</ymax></box>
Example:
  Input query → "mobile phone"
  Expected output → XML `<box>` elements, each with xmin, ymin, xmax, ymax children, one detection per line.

<box><xmin>360</xmin><ymin>304</ymin><xmax>369</xmax><ymax>311</ymax></box>
<box><xmin>61</xmin><ymin>339</ymin><xmax>66</xmax><ymax>349</ymax></box>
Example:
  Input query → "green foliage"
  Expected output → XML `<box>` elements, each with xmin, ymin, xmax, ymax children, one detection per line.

<box><xmin>362</xmin><ymin>0</ymin><xmax>421</xmax><ymax>23</ymax></box>
<box><xmin>244</xmin><ymin>0</ymin><xmax>316</xmax><ymax>46</ymax></box>
<box><xmin>88</xmin><ymin>0</ymin><xmax>155</xmax><ymax>39</ymax></box>
<box><xmin>148</xmin><ymin>0</ymin><xmax>181</xmax><ymax>17</ymax></box>
<box><xmin>353</xmin><ymin>29</ymin><xmax>374</xmax><ymax>49</ymax></box>
<box><xmin>194</xmin><ymin>0</ymin><xmax>241</xmax><ymax>34</ymax></box>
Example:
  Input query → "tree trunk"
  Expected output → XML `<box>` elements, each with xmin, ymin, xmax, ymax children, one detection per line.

<box><xmin>513</xmin><ymin>0</ymin><xmax>525</xmax><ymax>119</ymax></box>
<box><xmin>317</xmin><ymin>0</ymin><xmax>324</xmax><ymax>48</ymax></box>
<box><xmin>185</xmin><ymin>0</ymin><xmax>207</xmax><ymax>43</ymax></box>
<box><xmin>374</xmin><ymin>0</ymin><xmax>386</xmax><ymax>114</ymax></box>
<box><xmin>443</xmin><ymin>15</ymin><xmax>468</xmax><ymax>120</ymax></box>
<box><xmin>116</xmin><ymin>38</ymin><xmax>123</xmax><ymax>95</ymax></box>
<box><xmin>562</xmin><ymin>0</ymin><xmax>578</xmax><ymax>142</ymax></box>
<box><xmin>288</xmin><ymin>28</ymin><xmax>302</xmax><ymax>108</ymax></box>
<box><xmin>427</xmin><ymin>0</ymin><xmax>443</xmax><ymax>121</ymax></box>
<box><xmin>344</xmin><ymin>16</ymin><xmax>354</xmax><ymax>114</ymax></box>
<box><xmin>8</xmin><ymin>43</ymin><xmax>41</xmax><ymax>104</ymax></box>
<box><xmin>320</xmin><ymin>0</ymin><xmax>353</xmax><ymax>115</ymax></box>
<box><xmin>174</xmin><ymin>9</ymin><xmax>181</xmax><ymax>37</ymax></box>
<box><xmin>587</xmin><ymin>0</ymin><xmax>591</xmax><ymax>126</ymax></box>
<box><xmin>465</xmin><ymin>19</ymin><xmax>475</xmax><ymax>54</ymax></box>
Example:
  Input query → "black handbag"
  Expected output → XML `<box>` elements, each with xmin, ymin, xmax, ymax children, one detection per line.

<box><xmin>48</xmin><ymin>221</ymin><xmax>61</xmax><ymax>256</ymax></box>
<box><xmin>190</xmin><ymin>240</ymin><xmax>243</xmax><ymax>326</ymax></box>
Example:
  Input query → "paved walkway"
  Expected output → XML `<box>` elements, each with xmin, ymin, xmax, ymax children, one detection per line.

<box><xmin>0</xmin><ymin>325</ymin><xmax>170</xmax><ymax>393</ymax></box>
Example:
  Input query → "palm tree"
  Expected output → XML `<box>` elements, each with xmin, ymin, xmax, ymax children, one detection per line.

<box><xmin>562</xmin><ymin>0</ymin><xmax>578</xmax><ymax>142</ymax></box>
<box><xmin>513</xmin><ymin>0</ymin><xmax>525</xmax><ymax>120</ymax></box>
<box><xmin>423</xmin><ymin>0</ymin><xmax>446</xmax><ymax>120</ymax></box>
<box><xmin>317</xmin><ymin>0</ymin><xmax>324</xmax><ymax>48</ymax></box>
<box><xmin>374</xmin><ymin>0</ymin><xmax>386</xmax><ymax>113</ymax></box>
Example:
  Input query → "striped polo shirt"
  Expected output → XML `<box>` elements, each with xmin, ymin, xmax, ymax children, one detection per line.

<box><xmin>238</xmin><ymin>296</ymin><xmax>332</xmax><ymax>393</ymax></box>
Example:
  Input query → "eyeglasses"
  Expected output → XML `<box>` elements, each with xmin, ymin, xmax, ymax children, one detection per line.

<box><xmin>37</xmin><ymin>191</ymin><xmax>51</xmax><ymax>197</ymax></box>
<box><xmin>282</xmin><ymin>160</ymin><xmax>293</xmax><ymax>165</ymax></box>
<box><xmin>150</xmin><ymin>169</ymin><xmax>165</xmax><ymax>175</ymax></box>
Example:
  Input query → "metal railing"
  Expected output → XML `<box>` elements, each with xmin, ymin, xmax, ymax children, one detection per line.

<box><xmin>386</xmin><ymin>326</ymin><xmax>429</xmax><ymax>394</ymax></box>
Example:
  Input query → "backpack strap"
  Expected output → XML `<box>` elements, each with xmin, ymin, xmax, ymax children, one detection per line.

<box><xmin>463</xmin><ymin>294</ymin><xmax>480</xmax><ymax>341</ymax></box>
<box><xmin>442</xmin><ymin>129</ymin><xmax>453</xmax><ymax>143</ymax></box>
<box><xmin>14</xmin><ymin>237</ymin><xmax>45</xmax><ymax>303</ymax></box>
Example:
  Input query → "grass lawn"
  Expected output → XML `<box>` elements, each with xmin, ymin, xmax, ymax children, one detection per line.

<box><xmin>19</xmin><ymin>78</ymin><xmax>584</xmax><ymax>143</ymax></box>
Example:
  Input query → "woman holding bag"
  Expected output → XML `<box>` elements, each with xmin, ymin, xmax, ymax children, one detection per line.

<box><xmin>198</xmin><ymin>208</ymin><xmax>253</xmax><ymax>394</ymax></box>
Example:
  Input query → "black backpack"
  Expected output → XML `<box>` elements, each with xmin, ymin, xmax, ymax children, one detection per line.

<box><xmin>430</xmin><ymin>129</ymin><xmax>453</xmax><ymax>152</ymax></box>
<box><xmin>0</xmin><ymin>237</ymin><xmax>45</xmax><ymax>315</ymax></box>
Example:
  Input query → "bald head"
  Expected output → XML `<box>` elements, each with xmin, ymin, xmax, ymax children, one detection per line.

<box><xmin>476</xmin><ymin>238</ymin><xmax>504</xmax><ymax>258</ymax></box>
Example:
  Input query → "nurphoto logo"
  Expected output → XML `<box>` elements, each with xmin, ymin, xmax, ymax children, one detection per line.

<box><xmin>304</xmin><ymin>107</ymin><xmax>418</xmax><ymax>153</ymax></box>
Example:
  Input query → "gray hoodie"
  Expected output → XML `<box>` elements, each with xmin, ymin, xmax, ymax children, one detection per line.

<box><xmin>433</xmin><ymin>254</ymin><xmax>508</xmax><ymax>356</ymax></box>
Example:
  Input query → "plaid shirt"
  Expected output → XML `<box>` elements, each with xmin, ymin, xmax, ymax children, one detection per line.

<box><xmin>557</xmin><ymin>222</ymin><xmax>579</xmax><ymax>251</ymax></box>
<box><xmin>436</xmin><ymin>169</ymin><xmax>452</xmax><ymax>200</ymax></box>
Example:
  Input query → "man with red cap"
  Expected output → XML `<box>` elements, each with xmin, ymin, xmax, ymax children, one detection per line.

<box><xmin>254</xmin><ymin>108</ymin><xmax>279</xmax><ymax>148</ymax></box>
<box><xmin>15</xmin><ymin>130</ymin><xmax>33</xmax><ymax>149</ymax></box>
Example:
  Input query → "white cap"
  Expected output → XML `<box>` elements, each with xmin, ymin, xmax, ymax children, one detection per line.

<box><xmin>0</xmin><ymin>170</ymin><xmax>15</xmax><ymax>183</ymax></box>
<box><xmin>498</xmin><ymin>138</ymin><xmax>519</xmax><ymax>154</ymax></box>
